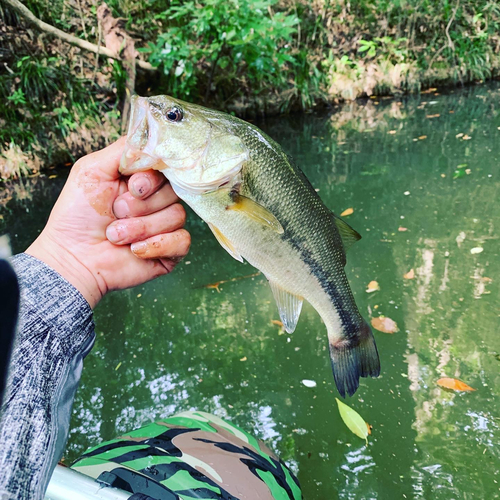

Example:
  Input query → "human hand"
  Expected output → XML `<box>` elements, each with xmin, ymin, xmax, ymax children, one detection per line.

<box><xmin>26</xmin><ymin>137</ymin><xmax>190</xmax><ymax>309</ymax></box>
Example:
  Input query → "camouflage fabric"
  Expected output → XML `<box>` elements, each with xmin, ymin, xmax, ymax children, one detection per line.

<box><xmin>72</xmin><ymin>411</ymin><xmax>302</xmax><ymax>500</ymax></box>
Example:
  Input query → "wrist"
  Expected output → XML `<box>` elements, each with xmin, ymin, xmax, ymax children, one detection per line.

<box><xmin>26</xmin><ymin>232</ymin><xmax>104</xmax><ymax>309</ymax></box>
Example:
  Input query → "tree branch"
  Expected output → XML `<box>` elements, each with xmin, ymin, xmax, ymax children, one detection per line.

<box><xmin>3</xmin><ymin>0</ymin><xmax>156</xmax><ymax>72</ymax></box>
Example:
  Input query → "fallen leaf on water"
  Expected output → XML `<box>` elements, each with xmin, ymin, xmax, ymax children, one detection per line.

<box><xmin>340</xmin><ymin>207</ymin><xmax>354</xmax><ymax>217</ymax></box>
<box><xmin>437</xmin><ymin>378</ymin><xmax>476</xmax><ymax>392</ymax></box>
<box><xmin>336</xmin><ymin>398</ymin><xmax>369</xmax><ymax>444</ymax></box>
<box><xmin>426</xmin><ymin>114</ymin><xmax>440</xmax><ymax>118</ymax></box>
<box><xmin>398</xmin><ymin>227</ymin><xmax>408</xmax><ymax>232</ymax></box>
<box><xmin>366</xmin><ymin>280</ymin><xmax>380</xmax><ymax>293</ymax></box>
<box><xmin>115</xmin><ymin>362</ymin><xmax>122</xmax><ymax>371</ymax></box>
<box><xmin>240</xmin><ymin>356</ymin><xmax>247</xmax><ymax>362</ymax></box>
<box><xmin>137</xmin><ymin>293</ymin><xmax>142</xmax><ymax>298</ymax></box>
<box><xmin>366</xmin><ymin>422</ymin><xmax>373</xmax><ymax>435</ymax></box>
<box><xmin>271</xmin><ymin>319</ymin><xmax>284</xmax><ymax>327</ymax></box>
<box><xmin>48</xmin><ymin>175</ymin><xmax>57</xmax><ymax>179</ymax></box>
<box><xmin>403</xmin><ymin>269</ymin><xmax>415</xmax><ymax>279</ymax></box>
<box><xmin>371</xmin><ymin>316</ymin><xmax>399</xmax><ymax>334</ymax></box>
<box><xmin>302</xmin><ymin>379</ymin><xmax>317</xmax><ymax>388</ymax></box>
<box><xmin>418</xmin><ymin>135</ymin><xmax>427</xmax><ymax>140</ymax></box>
<box><xmin>456</xmin><ymin>133</ymin><xmax>464</xmax><ymax>138</ymax></box>
<box><xmin>470</xmin><ymin>247</ymin><xmax>483</xmax><ymax>254</ymax></box>
<box><xmin>388</xmin><ymin>130</ymin><xmax>397</xmax><ymax>135</ymax></box>
<box><xmin>199</xmin><ymin>272</ymin><xmax>261</xmax><ymax>293</ymax></box>
<box><xmin>462</xmin><ymin>134</ymin><xmax>472</xmax><ymax>140</ymax></box>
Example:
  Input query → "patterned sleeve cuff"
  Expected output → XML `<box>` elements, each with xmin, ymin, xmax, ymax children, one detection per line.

<box><xmin>10</xmin><ymin>253</ymin><xmax>94</xmax><ymax>356</ymax></box>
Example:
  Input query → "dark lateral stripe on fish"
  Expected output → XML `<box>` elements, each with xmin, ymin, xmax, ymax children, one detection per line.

<box><xmin>282</xmin><ymin>227</ymin><xmax>380</xmax><ymax>396</ymax></box>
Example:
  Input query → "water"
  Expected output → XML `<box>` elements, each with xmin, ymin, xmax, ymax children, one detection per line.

<box><xmin>2</xmin><ymin>84</ymin><xmax>499</xmax><ymax>499</ymax></box>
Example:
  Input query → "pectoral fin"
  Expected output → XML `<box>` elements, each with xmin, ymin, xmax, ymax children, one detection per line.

<box><xmin>227</xmin><ymin>194</ymin><xmax>284</xmax><ymax>234</ymax></box>
<box><xmin>269</xmin><ymin>281</ymin><xmax>303</xmax><ymax>333</ymax></box>
<box><xmin>207</xmin><ymin>223</ymin><xmax>243</xmax><ymax>263</ymax></box>
<box><xmin>333</xmin><ymin>214</ymin><xmax>361</xmax><ymax>251</ymax></box>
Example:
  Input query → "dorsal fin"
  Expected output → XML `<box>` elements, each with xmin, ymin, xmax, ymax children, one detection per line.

<box><xmin>333</xmin><ymin>214</ymin><xmax>362</xmax><ymax>252</ymax></box>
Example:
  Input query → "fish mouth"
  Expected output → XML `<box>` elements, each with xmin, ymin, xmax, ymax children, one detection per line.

<box><xmin>120</xmin><ymin>95</ymin><xmax>246</xmax><ymax>193</ymax></box>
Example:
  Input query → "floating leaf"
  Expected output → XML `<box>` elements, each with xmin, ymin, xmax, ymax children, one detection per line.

<box><xmin>470</xmin><ymin>247</ymin><xmax>483</xmax><ymax>254</ymax></box>
<box><xmin>302</xmin><ymin>379</ymin><xmax>317</xmax><ymax>388</ymax></box>
<box><xmin>115</xmin><ymin>362</ymin><xmax>122</xmax><ymax>371</ymax></box>
<box><xmin>371</xmin><ymin>316</ymin><xmax>399</xmax><ymax>334</ymax></box>
<box><xmin>418</xmin><ymin>135</ymin><xmax>427</xmax><ymax>140</ymax></box>
<box><xmin>340</xmin><ymin>207</ymin><xmax>354</xmax><ymax>217</ymax></box>
<box><xmin>240</xmin><ymin>356</ymin><xmax>247</xmax><ymax>362</ymax></box>
<box><xmin>437</xmin><ymin>378</ymin><xmax>476</xmax><ymax>392</ymax></box>
<box><xmin>366</xmin><ymin>422</ymin><xmax>373</xmax><ymax>435</ymax></box>
<box><xmin>398</xmin><ymin>227</ymin><xmax>408</xmax><ymax>232</ymax></box>
<box><xmin>366</xmin><ymin>280</ymin><xmax>380</xmax><ymax>293</ymax></box>
<box><xmin>336</xmin><ymin>398</ymin><xmax>369</xmax><ymax>444</ymax></box>
<box><xmin>426</xmin><ymin>114</ymin><xmax>440</xmax><ymax>118</ymax></box>
<box><xmin>271</xmin><ymin>319</ymin><xmax>284</xmax><ymax>327</ymax></box>
<box><xmin>403</xmin><ymin>269</ymin><xmax>415</xmax><ymax>279</ymax></box>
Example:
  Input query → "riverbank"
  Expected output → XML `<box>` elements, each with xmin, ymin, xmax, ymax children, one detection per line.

<box><xmin>2</xmin><ymin>0</ymin><xmax>500</xmax><ymax>179</ymax></box>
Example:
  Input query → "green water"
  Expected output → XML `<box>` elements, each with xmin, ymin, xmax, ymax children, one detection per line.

<box><xmin>2</xmin><ymin>84</ymin><xmax>499</xmax><ymax>499</ymax></box>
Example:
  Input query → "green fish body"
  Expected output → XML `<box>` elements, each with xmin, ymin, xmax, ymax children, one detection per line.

<box><xmin>120</xmin><ymin>95</ymin><xmax>380</xmax><ymax>397</ymax></box>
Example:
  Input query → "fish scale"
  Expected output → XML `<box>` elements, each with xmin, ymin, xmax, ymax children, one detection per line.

<box><xmin>120</xmin><ymin>95</ymin><xmax>380</xmax><ymax>397</ymax></box>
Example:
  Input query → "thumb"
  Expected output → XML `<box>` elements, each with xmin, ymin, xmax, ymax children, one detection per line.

<box><xmin>78</xmin><ymin>136</ymin><xmax>128</xmax><ymax>181</ymax></box>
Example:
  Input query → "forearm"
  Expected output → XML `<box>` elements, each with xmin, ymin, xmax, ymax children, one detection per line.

<box><xmin>0</xmin><ymin>254</ymin><xmax>95</xmax><ymax>500</ymax></box>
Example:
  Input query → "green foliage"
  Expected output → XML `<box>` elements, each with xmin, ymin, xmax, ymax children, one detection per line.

<box><xmin>143</xmin><ymin>0</ymin><xmax>300</xmax><ymax>101</ymax></box>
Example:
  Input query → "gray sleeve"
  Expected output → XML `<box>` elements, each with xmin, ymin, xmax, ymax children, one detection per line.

<box><xmin>0</xmin><ymin>253</ymin><xmax>95</xmax><ymax>500</ymax></box>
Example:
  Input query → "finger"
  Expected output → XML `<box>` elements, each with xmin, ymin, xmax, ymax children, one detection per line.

<box><xmin>131</xmin><ymin>229</ymin><xmax>191</xmax><ymax>260</ymax></box>
<box><xmin>113</xmin><ymin>183</ymin><xmax>178</xmax><ymax>218</ymax></box>
<box><xmin>128</xmin><ymin>170</ymin><xmax>166</xmax><ymax>200</ymax></box>
<box><xmin>75</xmin><ymin>137</ymin><xmax>127</xmax><ymax>181</ymax></box>
<box><xmin>106</xmin><ymin>203</ymin><xmax>186</xmax><ymax>245</ymax></box>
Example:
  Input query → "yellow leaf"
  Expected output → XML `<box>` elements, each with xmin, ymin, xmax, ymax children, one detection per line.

<box><xmin>403</xmin><ymin>269</ymin><xmax>415</xmax><ymax>279</ymax></box>
<box><xmin>240</xmin><ymin>356</ymin><xmax>247</xmax><ymax>362</ymax></box>
<box><xmin>418</xmin><ymin>135</ymin><xmax>427</xmax><ymax>140</ymax></box>
<box><xmin>398</xmin><ymin>227</ymin><xmax>408</xmax><ymax>232</ymax></box>
<box><xmin>336</xmin><ymin>398</ymin><xmax>369</xmax><ymax>444</ymax></box>
<box><xmin>366</xmin><ymin>422</ymin><xmax>372</xmax><ymax>435</ymax></box>
<box><xmin>371</xmin><ymin>316</ymin><xmax>399</xmax><ymax>334</ymax></box>
<box><xmin>437</xmin><ymin>378</ymin><xmax>476</xmax><ymax>392</ymax></box>
<box><xmin>366</xmin><ymin>280</ymin><xmax>380</xmax><ymax>293</ymax></box>
<box><xmin>340</xmin><ymin>207</ymin><xmax>354</xmax><ymax>217</ymax></box>
<box><xmin>115</xmin><ymin>362</ymin><xmax>122</xmax><ymax>371</ymax></box>
<box><xmin>271</xmin><ymin>319</ymin><xmax>284</xmax><ymax>327</ymax></box>
<box><xmin>426</xmin><ymin>114</ymin><xmax>440</xmax><ymax>118</ymax></box>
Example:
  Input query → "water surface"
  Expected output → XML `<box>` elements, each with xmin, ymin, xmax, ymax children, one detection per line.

<box><xmin>2</xmin><ymin>84</ymin><xmax>499</xmax><ymax>499</ymax></box>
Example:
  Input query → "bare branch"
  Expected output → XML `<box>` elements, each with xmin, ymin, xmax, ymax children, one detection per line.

<box><xmin>2</xmin><ymin>0</ymin><xmax>155</xmax><ymax>72</ymax></box>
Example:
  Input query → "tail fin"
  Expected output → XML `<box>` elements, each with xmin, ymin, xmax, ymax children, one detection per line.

<box><xmin>329</xmin><ymin>322</ymin><xmax>380</xmax><ymax>398</ymax></box>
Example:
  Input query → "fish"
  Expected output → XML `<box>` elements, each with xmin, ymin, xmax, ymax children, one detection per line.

<box><xmin>119</xmin><ymin>95</ymin><xmax>380</xmax><ymax>397</ymax></box>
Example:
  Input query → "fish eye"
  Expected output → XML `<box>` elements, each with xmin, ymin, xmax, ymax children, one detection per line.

<box><xmin>166</xmin><ymin>107</ymin><xmax>183</xmax><ymax>122</ymax></box>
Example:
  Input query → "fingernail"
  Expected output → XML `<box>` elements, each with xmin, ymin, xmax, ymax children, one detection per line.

<box><xmin>106</xmin><ymin>224</ymin><xmax>124</xmax><ymax>244</ymax></box>
<box><xmin>131</xmin><ymin>177</ymin><xmax>152</xmax><ymax>198</ymax></box>
<box><xmin>113</xmin><ymin>199</ymin><xmax>129</xmax><ymax>218</ymax></box>
<box><xmin>131</xmin><ymin>241</ymin><xmax>147</xmax><ymax>255</ymax></box>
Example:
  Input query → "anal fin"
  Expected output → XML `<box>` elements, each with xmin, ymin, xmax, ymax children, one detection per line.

<box><xmin>207</xmin><ymin>222</ymin><xmax>243</xmax><ymax>263</ymax></box>
<box><xmin>269</xmin><ymin>280</ymin><xmax>303</xmax><ymax>333</ymax></box>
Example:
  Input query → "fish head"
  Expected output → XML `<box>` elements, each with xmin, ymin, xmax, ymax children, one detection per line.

<box><xmin>120</xmin><ymin>95</ymin><xmax>248</xmax><ymax>192</ymax></box>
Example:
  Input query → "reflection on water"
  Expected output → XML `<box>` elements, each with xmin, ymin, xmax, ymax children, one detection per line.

<box><xmin>1</xmin><ymin>83</ymin><xmax>499</xmax><ymax>499</ymax></box>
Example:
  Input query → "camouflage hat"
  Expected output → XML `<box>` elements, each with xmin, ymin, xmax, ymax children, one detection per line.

<box><xmin>72</xmin><ymin>411</ymin><xmax>302</xmax><ymax>499</ymax></box>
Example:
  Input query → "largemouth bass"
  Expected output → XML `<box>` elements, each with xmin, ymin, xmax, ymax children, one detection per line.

<box><xmin>120</xmin><ymin>95</ymin><xmax>380</xmax><ymax>397</ymax></box>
